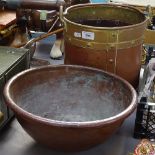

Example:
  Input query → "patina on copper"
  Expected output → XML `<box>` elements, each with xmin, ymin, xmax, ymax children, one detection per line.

<box><xmin>4</xmin><ymin>65</ymin><xmax>137</xmax><ymax>151</ymax></box>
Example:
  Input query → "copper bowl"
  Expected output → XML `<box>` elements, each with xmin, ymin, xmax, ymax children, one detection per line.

<box><xmin>4</xmin><ymin>65</ymin><xmax>137</xmax><ymax>151</ymax></box>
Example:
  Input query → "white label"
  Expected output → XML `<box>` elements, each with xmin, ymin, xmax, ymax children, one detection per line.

<box><xmin>82</xmin><ymin>31</ymin><xmax>95</xmax><ymax>40</ymax></box>
<box><xmin>74</xmin><ymin>32</ymin><xmax>81</xmax><ymax>38</ymax></box>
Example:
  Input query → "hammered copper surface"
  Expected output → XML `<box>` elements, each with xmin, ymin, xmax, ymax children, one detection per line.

<box><xmin>4</xmin><ymin>65</ymin><xmax>137</xmax><ymax>151</ymax></box>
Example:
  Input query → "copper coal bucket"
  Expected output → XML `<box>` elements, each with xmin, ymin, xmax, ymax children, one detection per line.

<box><xmin>63</xmin><ymin>4</ymin><xmax>148</xmax><ymax>87</ymax></box>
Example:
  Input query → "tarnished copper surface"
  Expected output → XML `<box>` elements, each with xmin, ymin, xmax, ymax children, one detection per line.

<box><xmin>63</xmin><ymin>4</ymin><xmax>147</xmax><ymax>87</ymax></box>
<box><xmin>65</xmin><ymin>42</ymin><xmax>142</xmax><ymax>87</ymax></box>
<box><xmin>4</xmin><ymin>65</ymin><xmax>137</xmax><ymax>151</ymax></box>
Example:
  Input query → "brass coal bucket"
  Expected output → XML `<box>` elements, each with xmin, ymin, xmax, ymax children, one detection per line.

<box><xmin>63</xmin><ymin>4</ymin><xmax>148</xmax><ymax>87</ymax></box>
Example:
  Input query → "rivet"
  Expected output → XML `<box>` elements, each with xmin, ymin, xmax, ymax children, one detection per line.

<box><xmin>109</xmin><ymin>59</ymin><xmax>114</xmax><ymax>63</ymax></box>
<box><xmin>86</xmin><ymin>42</ymin><xmax>92</xmax><ymax>47</ymax></box>
<box><xmin>131</xmin><ymin>40</ymin><xmax>135</xmax><ymax>44</ymax></box>
<box><xmin>112</xmin><ymin>33</ymin><xmax>116</xmax><ymax>37</ymax></box>
<box><xmin>110</xmin><ymin>44</ymin><xmax>115</xmax><ymax>48</ymax></box>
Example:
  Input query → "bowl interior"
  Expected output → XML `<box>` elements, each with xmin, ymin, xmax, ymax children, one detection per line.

<box><xmin>9</xmin><ymin>66</ymin><xmax>132</xmax><ymax>122</ymax></box>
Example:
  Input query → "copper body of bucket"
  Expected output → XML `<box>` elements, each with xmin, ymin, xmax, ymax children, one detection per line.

<box><xmin>63</xmin><ymin>4</ymin><xmax>148</xmax><ymax>87</ymax></box>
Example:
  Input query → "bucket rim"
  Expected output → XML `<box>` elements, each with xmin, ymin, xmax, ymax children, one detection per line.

<box><xmin>63</xmin><ymin>3</ymin><xmax>148</xmax><ymax>30</ymax></box>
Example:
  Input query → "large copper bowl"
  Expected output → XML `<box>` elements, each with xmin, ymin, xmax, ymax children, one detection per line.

<box><xmin>4</xmin><ymin>65</ymin><xmax>137</xmax><ymax>151</ymax></box>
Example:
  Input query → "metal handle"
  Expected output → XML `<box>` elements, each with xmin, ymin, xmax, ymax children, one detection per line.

<box><xmin>146</xmin><ymin>5</ymin><xmax>153</xmax><ymax>26</ymax></box>
<box><xmin>24</xmin><ymin>28</ymin><xmax>63</xmax><ymax>48</ymax></box>
<box><xmin>0</xmin><ymin>111</ymin><xmax>4</xmax><ymax>123</ymax></box>
<box><xmin>0</xmin><ymin>0</ymin><xmax>66</xmax><ymax>10</ymax></box>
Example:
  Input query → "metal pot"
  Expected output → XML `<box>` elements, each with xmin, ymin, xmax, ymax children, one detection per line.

<box><xmin>62</xmin><ymin>3</ymin><xmax>148</xmax><ymax>87</ymax></box>
<box><xmin>4</xmin><ymin>65</ymin><xmax>137</xmax><ymax>151</ymax></box>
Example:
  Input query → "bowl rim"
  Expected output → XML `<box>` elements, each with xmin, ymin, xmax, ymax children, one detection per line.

<box><xmin>4</xmin><ymin>65</ymin><xmax>137</xmax><ymax>128</ymax></box>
